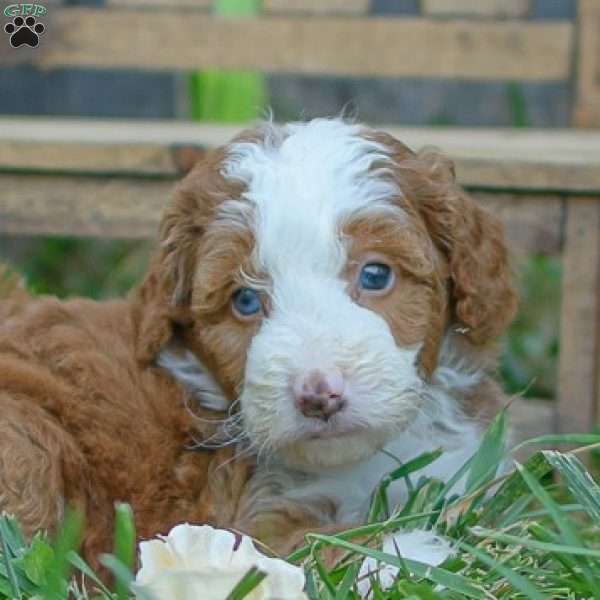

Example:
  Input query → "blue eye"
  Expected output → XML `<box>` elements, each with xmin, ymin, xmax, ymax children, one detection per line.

<box><xmin>359</xmin><ymin>263</ymin><xmax>393</xmax><ymax>291</ymax></box>
<box><xmin>232</xmin><ymin>288</ymin><xmax>262</xmax><ymax>317</ymax></box>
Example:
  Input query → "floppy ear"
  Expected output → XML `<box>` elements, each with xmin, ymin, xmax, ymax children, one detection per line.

<box><xmin>131</xmin><ymin>147</ymin><xmax>237</xmax><ymax>364</ymax></box>
<box><xmin>397</xmin><ymin>148</ymin><xmax>518</xmax><ymax>346</ymax></box>
<box><xmin>131</xmin><ymin>185</ymin><xmax>201</xmax><ymax>364</ymax></box>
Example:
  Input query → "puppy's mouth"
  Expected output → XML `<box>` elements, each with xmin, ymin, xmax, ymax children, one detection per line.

<box><xmin>305</xmin><ymin>426</ymin><xmax>364</xmax><ymax>440</ymax></box>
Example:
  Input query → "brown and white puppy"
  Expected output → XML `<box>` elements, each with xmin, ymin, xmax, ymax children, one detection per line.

<box><xmin>0</xmin><ymin>119</ymin><xmax>517</xmax><ymax>566</ymax></box>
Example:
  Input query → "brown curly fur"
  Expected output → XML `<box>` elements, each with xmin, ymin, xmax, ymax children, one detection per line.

<box><xmin>0</xmin><ymin>125</ymin><xmax>517</xmax><ymax>572</ymax></box>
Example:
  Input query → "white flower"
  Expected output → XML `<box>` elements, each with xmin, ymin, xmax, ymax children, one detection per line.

<box><xmin>357</xmin><ymin>529</ymin><xmax>454</xmax><ymax>598</ymax></box>
<box><xmin>133</xmin><ymin>523</ymin><xmax>307</xmax><ymax>600</ymax></box>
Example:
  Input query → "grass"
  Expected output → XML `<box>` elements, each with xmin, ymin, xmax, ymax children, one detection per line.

<box><xmin>1</xmin><ymin>410</ymin><xmax>599</xmax><ymax>599</ymax></box>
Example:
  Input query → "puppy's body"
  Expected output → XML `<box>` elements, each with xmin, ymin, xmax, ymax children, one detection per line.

<box><xmin>0</xmin><ymin>119</ymin><xmax>517</xmax><ymax>564</ymax></box>
<box><xmin>0</xmin><ymin>296</ymin><xmax>254</xmax><ymax>564</ymax></box>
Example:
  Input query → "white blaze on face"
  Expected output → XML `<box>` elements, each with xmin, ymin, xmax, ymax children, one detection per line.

<box><xmin>223</xmin><ymin>119</ymin><xmax>424</xmax><ymax>469</ymax></box>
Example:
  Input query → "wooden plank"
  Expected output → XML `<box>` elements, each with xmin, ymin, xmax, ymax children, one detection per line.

<box><xmin>0</xmin><ymin>140</ymin><xmax>180</xmax><ymax>176</ymax></box>
<box><xmin>0</xmin><ymin>171</ymin><xmax>567</xmax><ymax>257</ymax></box>
<box><xmin>1</xmin><ymin>119</ymin><xmax>600</xmax><ymax>194</ymax></box>
<box><xmin>423</xmin><ymin>0</ymin><xmax>530</xmax><ymax>19</ymax></box>
<box><xmin>0</xmin><ymin>174</ymin><xmax>170</xmax><ymax>239</ymax></box>
<box><xmin>574</xmin><ymin>0</ymin><xmax>600</xmax><ymax>127</ymax></box>
<box><xmin>107</xmin><ymin>0</ymin><xmax>212</xmax><ymax>8</ymax></box>
<box><xmin>474</xmin><ymin>193</ymin><xmax>563</xmax><ymax>257</ymax></box>
<box><xmin>509</xmin><ymin>398</ymin><xmax>555</xmax><ymax>454</ymax></box>
<box><xmin>264</xmin><ymin>0</ymin><xmax>369</xmax><ymax>15</ymax></box>
<box><xmin>20</xmin><ymin>9</ymin><xmax>573</xmax><ymax>80</ymax></box>
<box><xmin>557</xmin><ymin>197</ymin><xmax>600</xmax><ymax>433</ymax></box>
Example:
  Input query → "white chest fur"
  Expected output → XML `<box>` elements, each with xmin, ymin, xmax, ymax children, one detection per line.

<box><xmin>267</xmin><ymin>409</ymin><xmax>483</xmax><ymax>523</ymax></box>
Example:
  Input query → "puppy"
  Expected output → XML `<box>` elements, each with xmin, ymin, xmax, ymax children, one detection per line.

<box><xmin>0</xmin><ymin>119</ymin><xmax>517</xmax><ymax>566</ymax></box>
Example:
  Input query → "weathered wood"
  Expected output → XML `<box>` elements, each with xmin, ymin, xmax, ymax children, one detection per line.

<box><xmin>21</xmin><ymin>9</ymin><xmax>573</xmax><ymax>80</ymax></box>
<box><xmin>574</xmin><ymin>0</ymin><xmax>600</xmax><ymax>127</ymax></box>
<box><xmin>264</xmin><ymin>0</ymin><xmax>369</xmax><ymax>15</ymax></box>
<box><xmin>509</xmin><ymin>398</ymin><xmax>555</xmax><ymax>453</ymax></box>
<box><xmin>2</xmin><ymin>119</ymin><xmax>600</xmax><ymax>194</ymax></box>
<box><xmin>474</xmin><ymin>193</ymin><xmax>563</xmax><ymax>257</ymax></box>
<box><xmin>557</xmin><ymin>198</ymin><xmax>600</xmax><ymax>433</ymax></box>
<box><xmin>0</xmin><ymin>170</ymin><xmax>567</xmax><ymax>259</ymax></box>
<box><xmin>107</xmin><ymin>0</ymin><xmax>212</xmax><ymax>8</ymax></box>
<box><xmin>422</xmin><ymin>0</ymin><xmax>529</xmax><ymax>18</ymax></box>
<box><xmin>0</xmin><ymin>174</ymin><xmax>170</xmax><ymax>239</ymax></box>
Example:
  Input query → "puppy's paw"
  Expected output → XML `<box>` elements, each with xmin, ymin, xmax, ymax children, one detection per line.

<box><xmin>357</xmin><ymin>529</ymin><xmax>453</xmax><ymax>598</ymax></box>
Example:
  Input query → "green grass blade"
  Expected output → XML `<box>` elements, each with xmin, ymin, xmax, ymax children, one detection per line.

<box><xmin>225</xmin><ymin>566</ymin><xmax>267</xmax><ymax>600</ymax></box>
<box><xmin>306</xmin><ymin>533</ymin><xmax>485</xmax><ymax>599</ymax></box>
<box><xmin>512</xmin><ymin>433</ymin><xmax>600</xmax><ymax>453</ymax></box>
<box><xmin>286</xmin><ymin>512</ymin><xmax>439</xmax><ymax>563</ymax></box>
<box><xmin>459</xmin><ymin>541</ymin><xmax>549</xmax><ymax>600</ymax></box>
<box><xmin>515</xmin><ymin>462</ymin><xmax>581</xmax><ymax>547</ymax></box>
<box><xmin>543</xmin><ymin>451</ymin><xmax>600</xmax><ymax>526</ymax></box>
<box><xmin>515</xmin><ymin>461</ymin><xmax>600</xmax><ymax>597</ymax></box>
<box><xmin>387</xmin><ymin>449</ymin><xmax>444</xmax><ymax>482</ymax></box>
<box><xmin>42</xmin><ymin>509</ymin><xmax>84</xmax><ymax>600</ymax></box>
<box><xmin>470</xmin><ymin>526</ymin><xmax>600</xmax><ymax>558</ymax></box>
<box><xmin>465</xmin><ymin>408</ymin><xmax>508</xmax><ymax>492</ymax></box>
<box><xmin>100</xmin><ymin>554</ymin><xmax>134</xmax><ymax>595</ymax></box>
<box><xmin>479</xmin><ymin>452</ymin><xmax>551</xmax><ymax>526</ymax></box>
<box><xmin>113</xmin><ymin>503</ymin><xmax>136</xmax><ymax>600</ymax></box>
<box><xmin>333</xmin><ymin>561</ymin><xmax>360</xmax><ymax>600</ymax></box>
<box><xmin>67</xmin><ymin>551</ymin><xmax>113</xmax><ymax>596</ymax></box>
<box><xmin>0</xmin><ymin>522</ymin><xmax>21</xmax><ymax>600</ymax></box>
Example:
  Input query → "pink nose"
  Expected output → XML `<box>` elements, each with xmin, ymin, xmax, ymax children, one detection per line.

<box><xmin>294</xmin><ymin>369</ymin><xmax>346</xmax><ymax>421</ymax></box>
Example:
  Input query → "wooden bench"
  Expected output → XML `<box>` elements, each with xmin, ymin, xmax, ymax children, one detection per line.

<box><xmin>0</xmin><ymin>0</ymin><xmax>599</xmax><ymax>439</ymax></box>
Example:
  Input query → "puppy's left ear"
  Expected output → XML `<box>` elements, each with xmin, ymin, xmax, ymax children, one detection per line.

<box><xmin>398</xmin><ymin>148</ymin><xmax>518</xmax><ymax>345</ymax></box>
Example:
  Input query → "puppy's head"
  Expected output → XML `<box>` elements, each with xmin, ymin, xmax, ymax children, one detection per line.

<box><xmin>134</xmin><ymin>119</ymin><xmax>517</xmax><ymax>470</ymax></box>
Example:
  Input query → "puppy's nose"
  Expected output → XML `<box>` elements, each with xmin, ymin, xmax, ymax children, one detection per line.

<box><xmin>294</xmin><ymin>369</ymin><xmax>346</xmax><ymax>421</ymax></box>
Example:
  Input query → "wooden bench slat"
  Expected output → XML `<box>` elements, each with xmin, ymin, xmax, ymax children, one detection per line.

<box><xmin>263</xmin><ymin>0</ymin><xmax>369</xmax><ymax>15</ymax></box>
<box><xmin>0</xmin><ymin>174</ymin><xmax>169</xmax><ymax>239</ymax></box>
<box><xmin>476</xmin><ymin>193</ymin><xmax>564</xmax><ymax>257</ymax></box>
<box><xmin>557</xmin><ymin>198</ymin><xmax>600</xmax><ymax>433</ymax></box>
<box><xmin>0</xmin><ymin>170</ymin><xmax>565</xmax><ymax>258</ymax></box>
<box><xmin>1</xmin><ymin>119</ymin><xmax>600</xmax><ymax>194</ymax></box>
<box><xmin>19</xmin><ymin>9</ymin><xmax>573</xmax><ymax>80</ymax></box>
<box><xmin>574</xmin><ymin>0</ymin><xmax>600</xmax><ymax>127</ymax></box>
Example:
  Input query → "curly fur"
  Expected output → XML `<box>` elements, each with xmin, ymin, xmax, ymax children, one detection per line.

<box><xmin>0</xmin><ymin>119</ymin><xmax>517</xmax><ymax>571</ymax></box>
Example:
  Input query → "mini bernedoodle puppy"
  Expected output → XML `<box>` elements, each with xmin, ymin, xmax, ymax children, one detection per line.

<box><xmin>0</xmin><ymin>119</ymin><xmax>517</xmax><ymax>567</ymax></box>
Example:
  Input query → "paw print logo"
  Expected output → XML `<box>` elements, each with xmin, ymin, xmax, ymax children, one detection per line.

<box><xmin>4</xmin><ymin>16</ymin><xmax>45</xmax><ymax>48</ymax></box>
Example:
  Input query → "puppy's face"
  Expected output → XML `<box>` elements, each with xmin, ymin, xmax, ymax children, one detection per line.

<box><xmin>139</xmin><ymin>120</ymin><xmax>516</xmax><ymax>471</ymax></box>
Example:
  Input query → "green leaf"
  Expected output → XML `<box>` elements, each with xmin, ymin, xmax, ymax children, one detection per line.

<box><xmin>100</xmin><ymin>554</ymin><xmax>134</xmax><ymax>598</ymax></box>
<box><xmin>387</xmin><ymin>449</ymin><xmax>444</xmax><ymax>482</ymax></box>
<box><xmin>333</xmin><ymin>561</ymin><xmax>360</xmax><ymax>600</ymax></box>
<box><xmin>543</xmin><ymin>451</ymin><xmax>600</xmax><ymax>526</ymax></box>
<box><xmin>225</xmin><ymin>566</ymin><xmax>267</xmax><ymax>600</ymax></box>
<box><xmin>512</xmin><ymin>433</ymin><xmax>600</xmax><ymax>453</ymax></box>
<box><xmin>470</xmin><ymin>526</ymin><xmax>600</xmax><ymax>559</ymax></box>
<box><xmin>515</xmin><ymin>461</ymin><xmax>600</xmax><ymax>597</ymax></box>
<box><xmin>113</xmin><ymin>503</ymin><xmax>136</xmax><ymax>600</ymax></box>
<box><xmin>465</xmin><ymin>408</ymin><xmax>508</xmax><ymax>492</ymax></box>
<box><xmin>42</xmin><ymin>509</ymin><xmax>84</xmax><ymax>600</ymax></box>
<box><xmin>67</xmin><ymin>551</ymin><xmax>113</xmax><ymax>597</ymax></box>
<box><xmin>305</xmin><ymin>534</ymin><xmax>485</xmax><ymax>599</ymax></box>
<box><xmin>0</xmin><ymin>522</ymin><xmax>21</xmax><ymax>600</ymax></box>
<box><xmin>286</xmin><ymin>512</ymin><xmax>439</xmax><ymax>564</ymax></box>
<box><xmin>479</xmin><ymin>452</ymin><xmax>551</xmax><ymax>526</ymax></box>
<box><xmin>22</xmin><ymin>536</ymin><xmax>54</xmax><ymax>586</ymax></box>
<box><xmin>459</xmin><ymin>541</ymin><xmax>549</xmax><ymax>600</ymax></box>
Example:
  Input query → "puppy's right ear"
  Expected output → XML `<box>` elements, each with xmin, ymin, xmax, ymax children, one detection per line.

<box><xmin>131</xmin><ymin>147</ymin><xmax>235</xmax><ymax>365</ymax></box>
<box><xmin>131</xmin><ymin>188</ymin><xmax>201</xmax><ymax>365</ymax></box>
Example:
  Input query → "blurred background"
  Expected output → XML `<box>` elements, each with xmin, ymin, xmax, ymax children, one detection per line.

<box><xmin>0</xmin><ymin>0</ymin><xmax>588</xmax><ymax>405</ymax></box>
